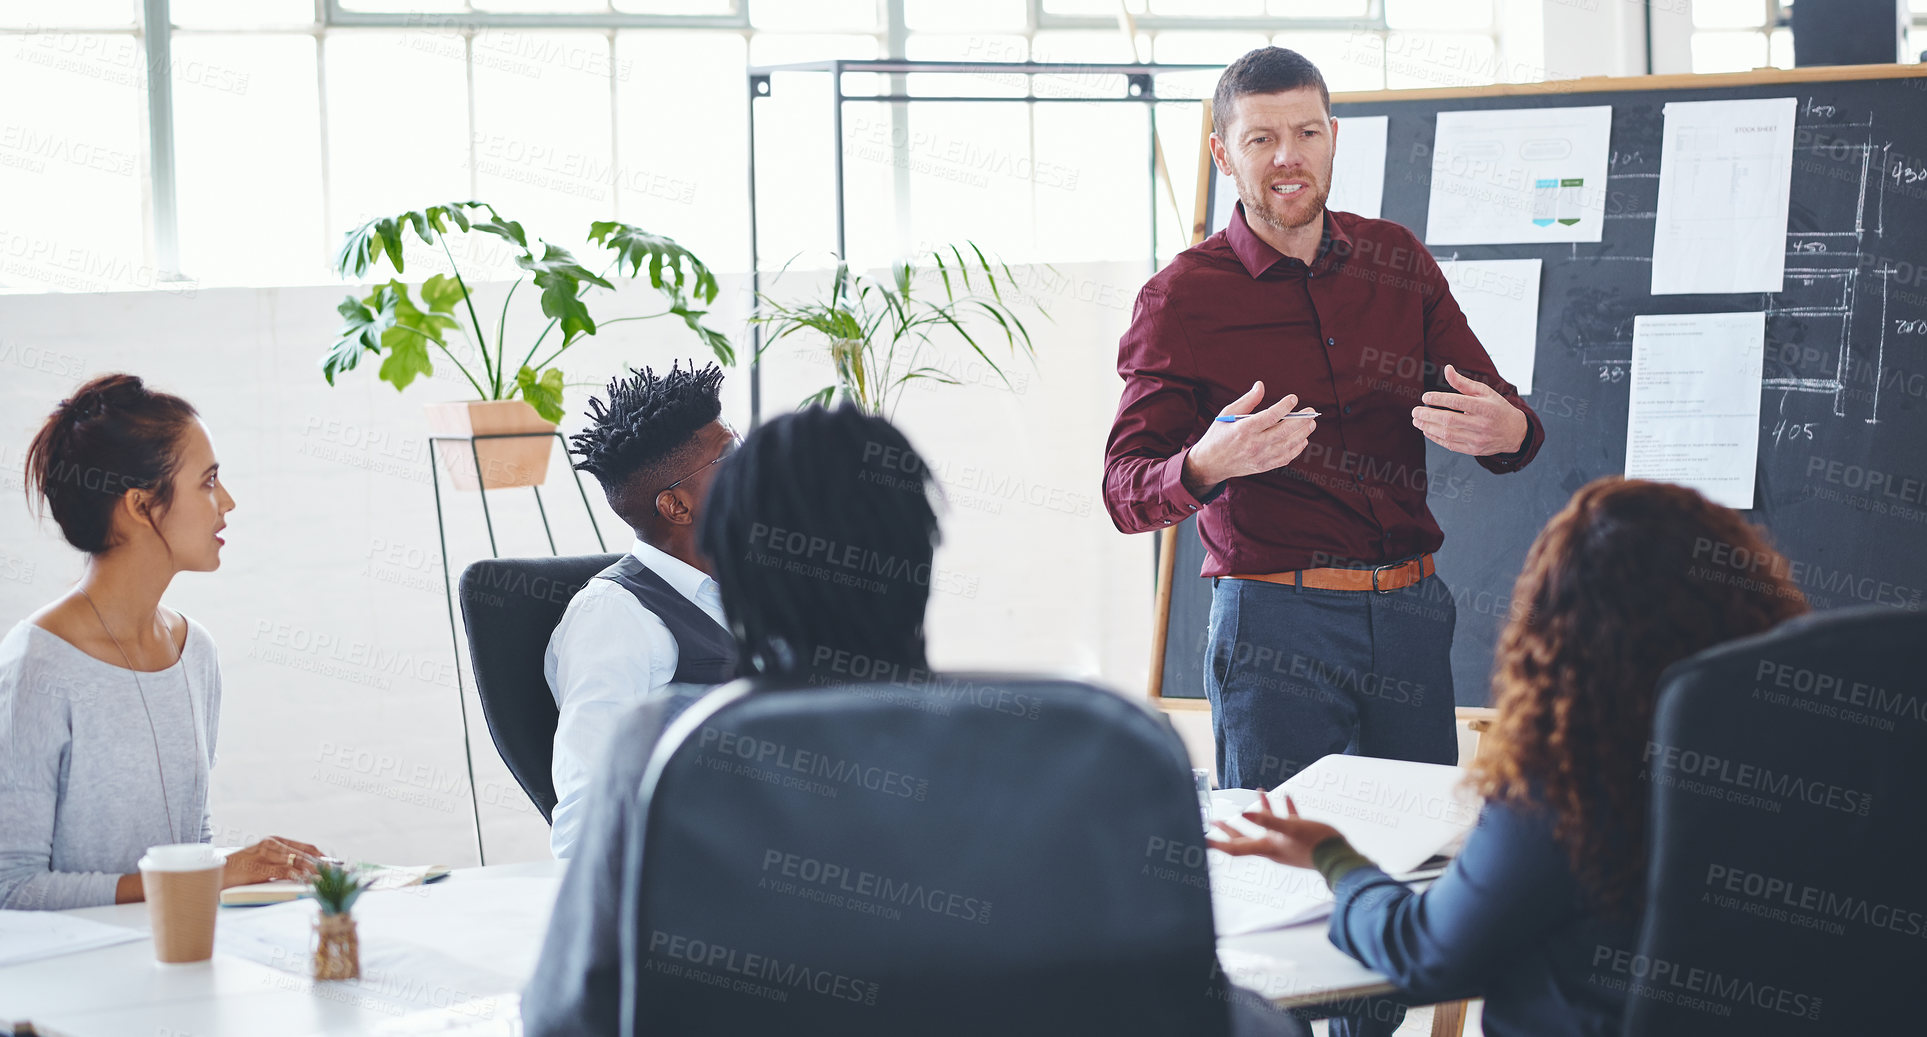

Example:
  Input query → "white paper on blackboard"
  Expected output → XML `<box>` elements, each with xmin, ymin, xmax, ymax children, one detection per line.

<box><xmin>1624</xmin><ymin>312</ymin><xmax>1766</xmax><ymax>509</ymax></box>
<box><xmin>1425</xmin><ymin>106</ymin><xmax>1612</xmax><ymax>245</ymax></box>
<box><xmin>1651</xmin><ymin>97</ymin><xmax>1797</xmax><ymax>295</ymax></box>
<box><xmin>1438</xmin><ymin>258</ymin><xmax>1542</xmax><ymax>395</ymax></box>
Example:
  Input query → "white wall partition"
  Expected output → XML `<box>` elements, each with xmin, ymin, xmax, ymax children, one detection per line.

<box><xmin>0</xmin><ymin>262</ymin><xmax>1158</xmax><ymax>864</ymax></box>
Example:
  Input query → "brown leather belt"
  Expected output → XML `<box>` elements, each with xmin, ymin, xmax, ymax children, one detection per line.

<box><xmin>1227</xmin><ymin>553</ymin><xmax>1435</xmax><ymax>593</ymax></box>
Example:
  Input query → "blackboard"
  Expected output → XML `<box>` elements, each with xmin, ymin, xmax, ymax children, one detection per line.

<box><xmin>1152</xmin><ymin>65</ymin><xmax>1927</xmax><ymax>707</ymax></box>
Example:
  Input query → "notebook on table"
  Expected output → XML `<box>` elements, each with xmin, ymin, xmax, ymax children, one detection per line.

<box><xmin>220</xmin><ymin>864</ymin><xmax>452</xmax><ymax>906</ymax></box>
<box><xmin>1208</xmin><ymin>754</ymin><xmax>1479</xmax><ymax>935</ymax></box>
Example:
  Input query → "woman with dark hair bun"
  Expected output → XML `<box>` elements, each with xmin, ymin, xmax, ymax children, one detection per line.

<box><xmin>0</xmin><ymin>374</ymin><xmax>322</xmax><ymax>910</ymax></box>
<box><xmin>1209</xmin><ymin>477</ymin><xmax>1810</xmax><ymax>1037</ymax></box>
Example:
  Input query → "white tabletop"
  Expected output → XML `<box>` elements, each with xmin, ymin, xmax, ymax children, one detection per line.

<box><xmin>1</xmin><ymin>855</ymin><xmax>1396</xmax><ymax>1035</ymax></box>
<box><xmin>0</xmin><ymin>861</ymin><xmax>562</xmax><ymax>1037</ymax></box>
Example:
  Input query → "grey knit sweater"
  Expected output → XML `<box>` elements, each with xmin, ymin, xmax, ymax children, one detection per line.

<box><xmin>0</xmin><ymin>619</ymin><xmax>221</xmax><ymax>910</ymax></box>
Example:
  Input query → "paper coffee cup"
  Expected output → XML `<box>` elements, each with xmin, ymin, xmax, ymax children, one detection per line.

<box><xmin>139</xmin><ymin>843</ymin><xmax>226</xmax><ymax>964</ymax></box>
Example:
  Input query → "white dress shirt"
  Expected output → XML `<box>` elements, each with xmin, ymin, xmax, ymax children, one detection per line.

<box><xmin>544</xmin><ymin>538</ymin><xmax>725</xmax><ymax>859</ymax></box>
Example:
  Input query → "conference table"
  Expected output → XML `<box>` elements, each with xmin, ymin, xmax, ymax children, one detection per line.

<box><xmin>0</xmin><ymin>856</ymin><xmax>1398</xmax><ymax>1036</ymax></box>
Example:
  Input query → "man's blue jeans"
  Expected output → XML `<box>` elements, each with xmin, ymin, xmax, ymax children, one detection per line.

<box><xmin>1203</xmin><ymin>571</ymin><xmax>1460</xmax><ymax>791</ymax></box>
<box><xmin>1204</xmin><ymin>569</ymin><xmax>1461</xmax><ymax>1037</ymax></box>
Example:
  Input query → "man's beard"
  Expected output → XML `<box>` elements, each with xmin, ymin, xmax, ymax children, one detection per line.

<box><xmin>1233</xmin><ymin>169</ymin><xmax>1330</xmax><ymax>233</ymax></box>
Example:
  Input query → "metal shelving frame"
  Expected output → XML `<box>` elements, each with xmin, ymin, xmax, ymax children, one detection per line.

<box><xmin>427</xmin><ymin>431</ymin><xmax>605</xmax><ymax>865</ymax></box>
<box><xmin>742</xmin><ymin>58</ymin><xmax>1218</xmax><ymax>422</ymax></box>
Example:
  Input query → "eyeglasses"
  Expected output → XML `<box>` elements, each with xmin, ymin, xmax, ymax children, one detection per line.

<box><xmin>652</xmin><ymin>428</ymin><xmax>740</xmax><ymax>516</ymax></box>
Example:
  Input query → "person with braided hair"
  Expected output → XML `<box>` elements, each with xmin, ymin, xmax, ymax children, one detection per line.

<box><xmin>523</xmin><ymin>402</ymin><xmax>942</xmax><ymax>1034</ymax></box>
<box><xmin>546</xmin><ymin>362</ymin><xmax>740</xmax><ymax>859</ymax></box>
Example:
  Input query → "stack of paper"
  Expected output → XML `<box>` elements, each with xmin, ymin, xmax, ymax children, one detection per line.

<box><xmin>1208</xmin><ymin>755</ymin><xmax>1479</xmax><ymax>936</ymax></box>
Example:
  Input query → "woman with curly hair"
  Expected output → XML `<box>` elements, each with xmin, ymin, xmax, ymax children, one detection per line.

<box><xmin>1210</xmin><ymin>477</ymin><xmax>1809</xmax><ymax>1037</ymax></box>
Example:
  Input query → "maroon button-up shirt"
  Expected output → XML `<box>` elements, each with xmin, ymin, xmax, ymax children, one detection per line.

<box><xmin>1103</xmin><ymin>204</ymin><xmax>1544</xmax><ymax>578</ymax></box>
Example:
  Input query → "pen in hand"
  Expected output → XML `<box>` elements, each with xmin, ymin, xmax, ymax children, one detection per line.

<box><xmin>1215</xmin><ymin>410</ymin><xmax>1320</xmax><ymax>424</ymax></box>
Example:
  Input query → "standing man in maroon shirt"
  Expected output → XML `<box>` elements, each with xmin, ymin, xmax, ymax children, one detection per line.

<box><xmin>1105</xmin><ymin>48</ymin><xmax>1544</xmax><ymax>796</ymax></box>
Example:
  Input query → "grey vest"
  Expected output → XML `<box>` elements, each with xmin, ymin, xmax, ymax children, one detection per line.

<box><xmin>594</xmin><ymin>554</ymin><xmax>737</xmax><ymax>684</ymax></box>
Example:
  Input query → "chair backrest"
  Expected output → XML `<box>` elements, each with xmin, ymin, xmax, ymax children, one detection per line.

<box><xmin>457</xmin><ymin>553</ymin><xmax>620</xmax><ymax>822</ymax></box>
<box><xmin>1628</xmin><ymin>606</ymin><xmax>1927</xmax><ymax>1036</ymax></box>
<box><xmin>617</xmin><ymin>676</ymin><xmax>1241</xmax><ymax>1036</ymax></box>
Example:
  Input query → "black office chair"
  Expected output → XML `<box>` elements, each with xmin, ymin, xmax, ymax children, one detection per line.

<box><xmin>457</xmin><ymin>552</ymin><xmax>620</xmax><ymax>823</ymax></box>
<box><xmin>614</xmin><ymin>675</ymin><xmax>1308</xmax><ymax>1037</ymax></box>
<box><xmin>1628</xmin><ymin>606</ymin><xmax>1927</xmax><ymax>1036</ymax></box>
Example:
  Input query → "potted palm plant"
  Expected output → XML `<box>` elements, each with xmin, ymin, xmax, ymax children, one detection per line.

<box><xmin>308</xmin><ymin>861</ymin><xmax>369</xmax><ymax>981</ymax></box>
<box><xmin>751</xmin><ymin>244</ymin><xmax>1039</xmax><ymax>418</ymax></box>
<box><xmin>325</xmin><ymin>201</ymin><xmax>730</xmax><ymax>490</ymax></box>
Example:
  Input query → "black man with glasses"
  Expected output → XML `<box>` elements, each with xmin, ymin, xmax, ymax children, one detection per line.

<box><xmin>544</xmin><ymin>363</ymin><xmax>739</xmax><ymax>858</ymax></box>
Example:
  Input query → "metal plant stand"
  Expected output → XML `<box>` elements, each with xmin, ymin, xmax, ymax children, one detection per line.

<box><xmin>426</xmin><ymin>430</ymin><xmax>605</xmax><ymax>865</ymax></box>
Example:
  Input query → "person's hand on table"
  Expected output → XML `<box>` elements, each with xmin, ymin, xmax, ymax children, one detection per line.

<box><xmin>1411</xmin><ymin>364</ymin><xmax>1529</xmax><ymax>457</ymax></box>
<box><xmin>222</xmin><ymin>836</ymin><xmax>325</xmax><ymax>888</ymax></box>
<box><xmin>1182</xmin><ymin>380</ymin><xmax>1320</xmax><ymax>498</ymax></box>
<box><xmin>1208</xmin><ymin>792</ymin><xmax>1342</xmax><ymax>870</ymax></box>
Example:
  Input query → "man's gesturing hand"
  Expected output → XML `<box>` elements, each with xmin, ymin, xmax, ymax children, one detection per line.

<box><xmin>1181</xmin><ymin>380</ymin><xmax>1318</xmax><ymax>499</ymax></box>
<box><xmin>1411</xmin><ymin>364</ymin><xmax>1529</xmax><ymax>457</ymax></box>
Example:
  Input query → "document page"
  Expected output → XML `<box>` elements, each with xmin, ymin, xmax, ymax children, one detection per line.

<box><xmin>1328</xmin><ymin>114</ymin><xmax>1389</xmax><ymax>220</ymax></box>
<box><xmin>1209</xmin><ymin>755</ymin><xmax>1478</xmax><ymax>936</ymax></box>
<box><xmin>1425</xmin><ymin>106</ymin><xmax>1612</xmax><ymax>245</ymax></box>
<box><xmin>1212</xmin><ymin>115</ymin><xmax>1388</xmax><ymax>231</ymax></box>
<box><xmin>0</xmin><ymin>910</ymin><xmax>142</xmax><ymax>966</ymax></box>
<box><xmin>1438</xmin><ymin>258</ymin><xmax>1543</xmax><ymax>394</ymax></box>
<box><xmin>1651</xmin><ymin>97</ymin><xmax>1797</xmax><ymax>295</ymax></box>
<box><xmin>1623</xmin><ymin>312</ymin><xmax>1766</xmax><ymax>509</ymax></box>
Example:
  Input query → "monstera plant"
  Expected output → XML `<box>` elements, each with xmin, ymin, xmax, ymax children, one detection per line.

<box><xmin>324</xmin><ymin>201</ymin><xmax>729</xmax><ymax>489</ymax></box>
